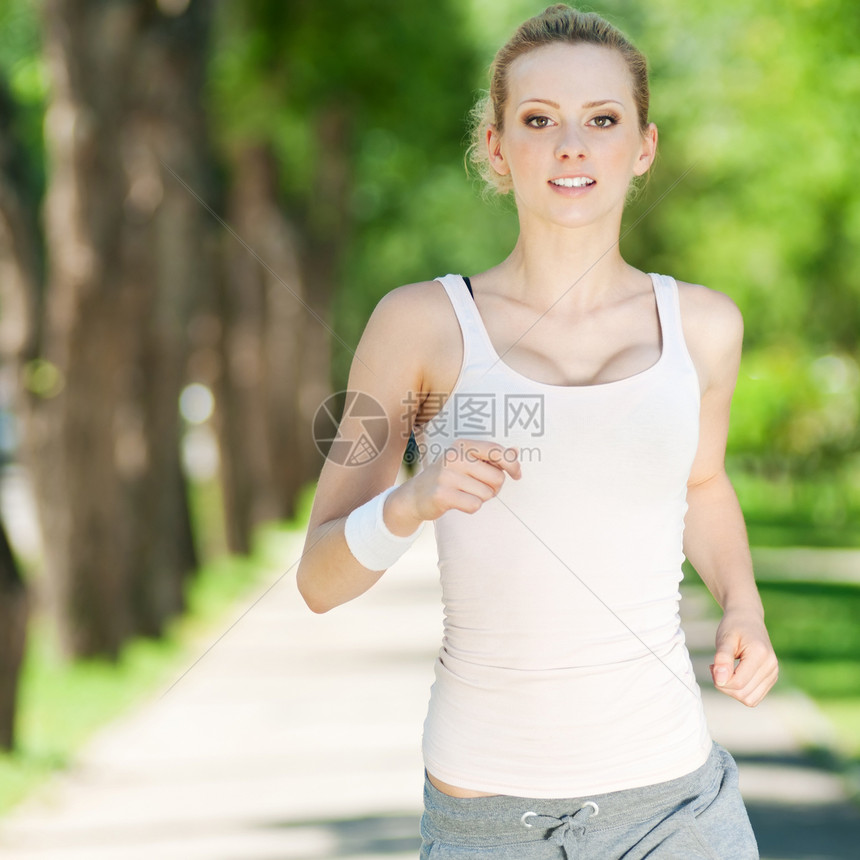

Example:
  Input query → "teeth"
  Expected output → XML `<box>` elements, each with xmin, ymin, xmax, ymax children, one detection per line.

<box><xmin>551</xmin><ymin>177</ymin><xmax>594</xmax><ymax>187</ymax></box>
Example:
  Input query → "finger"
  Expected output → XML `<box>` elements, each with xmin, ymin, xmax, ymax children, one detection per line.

<box><xmin>740</xmin><ymin>668</ymin><xmax>779</xmax><ymax>708</ymax></box>
<box><xmin>444</xmin><ymin>450</ymin><xmax>508</xmax><ymax>491</ymax></box>
<box><xmin>467</xmin><ymin>457</ymin><xmax>512</xmax><ymax>489</ymax></box>
<box><xmin>456</xmin><ymin>472</ymin><xmax>502</xmax><ymax>502</ymax></box>
<box><xmin>479</xmin><ymin>444</ymin><xmax>521</xmax><ymax>480</ymax></box>
<box><xmin>488</xmin><ymin>445</ymin><xmax>522</xmax><ymax>479</ymax></box>
<box><xmin>711</xmin><ymin>647</ymin><xmax>737</xmax><ymax>688</ymax></box>
<box><xmin>723</xmin><ymin>642</ymin><xmax>774</xmax><ymax>691</ymax></box>
<box><xmin>738</xmin><ymin>657</ymin><xmax>780</xmax><ymax>706</ymax></box>
<box><xmin>724</xmin><ymin>664</ymin><xmax>779</xmax><ymax>708</ymax></box>
<box><xmin>442</xmin><ymin>472</ymin><xmax>506</xmax><ymax>514</ymax></box>
<box><xmin>459</xmin><ymin>440</ymin><xmax>521</xmax><ymax>480</ymax></box>
<box><xmin>717</xmin><ymin>653</ymin><xmax>779</xmax><ymax>705</ymax></box>
<box><xmin>451</xmin><ymin>484</ymin><xmax>494</xmax><ymax>514</ymax></box>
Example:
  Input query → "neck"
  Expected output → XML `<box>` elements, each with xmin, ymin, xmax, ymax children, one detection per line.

<box><xmin>492</xmin><ymin>209</ymin><xmax>636</xmax><ymax>311</ymax></box>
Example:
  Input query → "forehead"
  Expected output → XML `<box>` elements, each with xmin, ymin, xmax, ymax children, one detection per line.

<box><xmin>505</xmin><ymin>42</ymin><xmax>633</xmax><ymax>106</ymax></box>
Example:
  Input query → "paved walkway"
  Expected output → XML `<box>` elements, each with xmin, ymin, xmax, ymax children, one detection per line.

<box><xmin>0</xmin><ymin>506</ymin><xmax>859</xmax><ymax>859</ymax></box>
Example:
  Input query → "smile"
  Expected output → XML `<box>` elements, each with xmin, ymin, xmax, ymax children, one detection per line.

<box><xmin>550</xmin><ymin>177</ymin><xmax>595</xmax><ymax>188</ymax></box>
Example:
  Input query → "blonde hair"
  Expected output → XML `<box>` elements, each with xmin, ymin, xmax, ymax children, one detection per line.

<box><xmin>468</xmin><ymin>4</ymin><xmax>651</xmax><ymax>195</ymax></box>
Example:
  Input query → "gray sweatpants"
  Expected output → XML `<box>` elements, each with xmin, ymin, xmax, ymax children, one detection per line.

<box><xmin>419</xmin><ymin>740</ymin><xmax>758</xmax><ymax>859</ymax></box>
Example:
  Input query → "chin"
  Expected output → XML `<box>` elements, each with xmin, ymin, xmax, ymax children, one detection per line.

<box><xmin>549</xmin><ymin>199</ymin><xmax>625</xmax><ymax>231</ymax></box>
<box><xmin>542</xmin><ymin>209</ymin><xmax>608</xmax><ymax>231</ymax></box>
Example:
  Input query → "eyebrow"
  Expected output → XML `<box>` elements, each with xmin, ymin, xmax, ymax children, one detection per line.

<box><xmin>517</xmin><ymin>98</ymin><xmax>624</xmax><ymax>109</ymax></box>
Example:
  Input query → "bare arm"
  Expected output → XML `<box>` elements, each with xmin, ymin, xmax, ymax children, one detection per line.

<box><xmin>680</xmin><ymin>284</ymin><xmax>778</xmax><ymax>706</ymax></box>
<box><xmin>295</xmin><ymin>284</ymin><xmax>430</xmax><ymax>613</ymax></box>
<box><xmin>296</xmin><ymin>282</ymin><xmax>521</xmax><ymax>613</ymax></box>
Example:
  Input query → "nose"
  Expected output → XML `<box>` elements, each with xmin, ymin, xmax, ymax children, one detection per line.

<box><xmin>555</xmin><ymin>125</ymin><xmax>587</xmax><ymax>160</ymax></box>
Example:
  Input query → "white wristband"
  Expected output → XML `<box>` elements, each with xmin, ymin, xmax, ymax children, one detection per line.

<box><xmin>343</xmin><ymin>485</ymin><xmax>424</xmax><ymax>571</ymax></box>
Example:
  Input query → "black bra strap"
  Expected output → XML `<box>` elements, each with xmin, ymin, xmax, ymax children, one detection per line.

<box><xmin>462</xmin><ymin>275</ymin><xmax>474</xmax><ymax>300</ymax></box>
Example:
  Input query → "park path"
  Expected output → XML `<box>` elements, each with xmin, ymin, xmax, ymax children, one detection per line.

<box><xmin>0</xmin><ymin>485</ymin><xmax>858</xmax><ymax>859</ymax></box>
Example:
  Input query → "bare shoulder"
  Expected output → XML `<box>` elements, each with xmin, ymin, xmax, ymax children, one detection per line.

<box><xmin>361</xmin><ymin>279</ymin><xmax>450</xmax><ymax>360</ymax></box>
<box><xmin>675</xmin><ymin>279</ymin><xmax>744</xmax><ymax>391</ymax></box>
<box><xmin>372</xmin><ymin>278</ymin><xmax>461</xmax><ymax>394</ymax></box>
<box><xmin>677</xmin><ymin>279</ymin><xmax>743</xmax><ymax>349</ymax></box>
<box><xmin>376</xmin><ymin>278</ymin><xmax>447</xmax><ymax>312</ymax></box>
<box><xmin>371</xmin><ymin>278</ymin><xmax>459</xmax><ymax>338</ymax></box>
<box><xmin>676</xmin><ymin>279</ymin><xmax>742</xmax><ymax>333</ymax></box>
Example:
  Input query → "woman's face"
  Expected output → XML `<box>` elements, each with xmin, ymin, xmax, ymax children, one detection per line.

<box><xmin>488</xmin><ymin>42</ymin><xmax>657</xmax><ymax>230</ymax></box>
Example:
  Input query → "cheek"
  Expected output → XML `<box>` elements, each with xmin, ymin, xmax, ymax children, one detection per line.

<box><xmin>508</xmin><ymin>134</ymin><xmax>545</xmax><ymax>167</ymax></box>
<box><xmin>606</xmin><ymin>139</ymin><xmax>643</xmax><ymax>176</ymax></box>
<box><xmin>499</xmin><ymin>142</ymin><xmax>529</xmax><ymax>176</ymax></box>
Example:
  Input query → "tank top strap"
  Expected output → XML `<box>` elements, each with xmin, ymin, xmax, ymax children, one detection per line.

<box><xmin>650</xmin><ymin>272</ymin><xmax>694</xmax><ymax>368</ymax></box>
<box><xmin>434</xmin><ymin>273</ymin><xmax>495</xmax><ymax>364</ymax></box>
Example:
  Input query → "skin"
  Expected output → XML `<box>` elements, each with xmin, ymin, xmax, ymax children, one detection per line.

<box><xmin>296</xmin><ymin>41</ymin><xmax>778</xmax><ymax>799</ymax></box>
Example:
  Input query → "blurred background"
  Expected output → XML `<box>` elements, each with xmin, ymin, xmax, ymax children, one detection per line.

<box><xmin>0</xmin><ymin>0</ymin><xmax>857</xmax><ymax>855</ymax></box>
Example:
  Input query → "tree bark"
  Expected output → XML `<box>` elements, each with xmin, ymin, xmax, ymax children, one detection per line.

<box><xmin>290</xmin><ymin>106</ymin><xmax>355</xmax><ymax>498</ymax></box>
<box><xmin>32</xmin><ymin>0</ymin><xmax>212</xmax><ymax>658</ymax></box>
<box><xmin>0</xmin><ymin>517</ymin><xmax>28</xmax><ymax>752</ymax></box>
<box><xmin>214</xmin><ymin>144</ymin><xmax>307</xmax><ymax>553</ymax></box>
<box><xmin>115</xmin><ymin>0</ymin><xmax>212</xmax><ymax>636</ymax></box>
<box><xmin>0</xmin><ymin>75</ymin><xmax>40</xmax><ymax>754</ymax></box>
<box><xmin>213</xmin><ymin>111</ymin><xmax>353</xmax><ymax>553</ymax></box>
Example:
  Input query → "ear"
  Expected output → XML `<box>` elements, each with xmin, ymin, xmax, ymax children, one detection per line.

<box><xmin>487</xmin><ymin>124</ymin><xmax>510</xmax><ymax>177</ymax></box>
<box><xmin>633</xmin><ymin>122</ymin><xmax>658</xmax><ymax>177</ymax></box>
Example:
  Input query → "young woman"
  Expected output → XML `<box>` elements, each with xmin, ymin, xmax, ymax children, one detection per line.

<box><xmin>297</xmin><ymin>5</ymin><xmax>778</xmax><ymax>858</ymax></box>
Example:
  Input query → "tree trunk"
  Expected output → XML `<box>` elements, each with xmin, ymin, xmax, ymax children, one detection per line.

<box><xmin>291</xmin><ymin>106</ymin><xmax>355</xmax><ymax>498</ymax></box>
<box><xmin>214</xmin><ymin>144</ymin><xmax>307</xmax><ymax>552</ymax></box>
<box><xmin>0</xmin><ymin>517</ymin><xmax>28</xmax><ymax>752</ymax></box>
<box><xmin>34</xmin><ymin>0</ymin><xmax>211</xmax><ymax>658</ymax></box>
<box><xmin>0</xmin><ymin>75</ymin><xmax>40</xmax><ymax>754</ymax></box>
<box><xmin>116</xmin><ymin>0</ymin><xmax>212</xmax><ymax>636</ymax></box>
<box><xmin>212</xmin><ymin>116</ymin><xmax>354</xmax><ymax>551</ymax></box>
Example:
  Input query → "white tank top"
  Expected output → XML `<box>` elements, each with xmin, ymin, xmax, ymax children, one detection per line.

<box><xmin>413</xmin><ymin>272</ymin><xmax>713</xmax><ymax>798</ymax></box>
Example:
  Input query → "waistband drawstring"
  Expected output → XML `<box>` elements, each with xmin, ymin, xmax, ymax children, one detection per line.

<box><xmin>521</xmin><ymin>801</ymin><xmax>599</xmax><ymax>859</ymax></box>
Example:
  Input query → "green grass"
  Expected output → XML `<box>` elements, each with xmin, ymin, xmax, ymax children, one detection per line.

<box><xmin>0</xmin><ymin>621</ymin><xmax>188</xmax><ymax>813</ymax></box>
<box><xmin>0</xmin><ymin>495</ymin><xmax>311</xmax><ymax>817</ymax></box>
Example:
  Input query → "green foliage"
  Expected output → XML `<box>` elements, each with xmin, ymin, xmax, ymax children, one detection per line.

<box><xmin>734</xmin><ymin>473</ymin><xmax>860</xmax><ymax>548</ymax></box>
<box><xmin>0</xmin><ymin>0</ymin><xmax>47</xmax><ymax>202</ymax></box>
<box><xmin>208</xmin><ymin>0</ymin><xmax>493</xmax><ymax>384</ymax></box>
<box><xmin>623</xmin><ymin>0</ymin><xmax>860</xmax><ymax>351</ymax></box>
<box><xmin>730</xmin><ymin>347</ymin><xmax>860</xmax><ymax>474</ymax></box>
<box><xmin>209</xmin><ymin>0</ymin><xmax>478</xmax><ymax>198</ymax></box>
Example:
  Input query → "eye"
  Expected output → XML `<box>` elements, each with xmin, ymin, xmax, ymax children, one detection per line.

<box><xmin>524</xmin><ymin>114</ymin><xmax>554</xmax><ymax>129</ymax></box>
<box><xmin>589</xmin><ymin>114</ymin><xmax>620</xmax><ymax>129</ymax></box>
